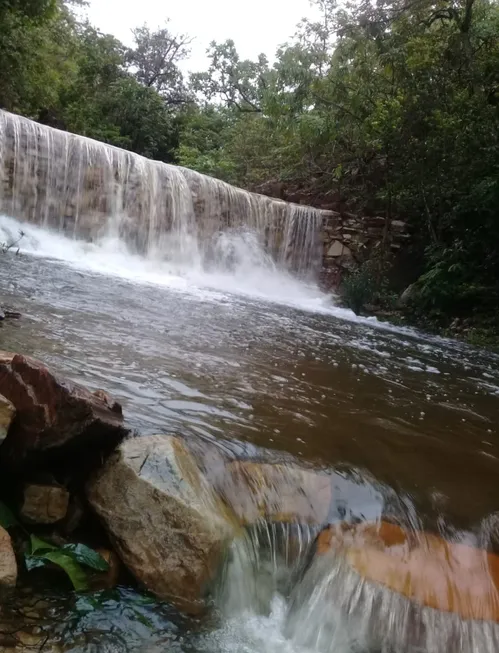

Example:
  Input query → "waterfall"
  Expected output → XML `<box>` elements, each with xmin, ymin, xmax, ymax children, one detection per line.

<box><xmin>0</xmin><ymin>110</ymin><xmax>324</xmax><ymax>276</ymax></box>
<box><xmin>197</xmin><ymin>521</ymin><xmax>499</xmax><ymax>653</ymax></box>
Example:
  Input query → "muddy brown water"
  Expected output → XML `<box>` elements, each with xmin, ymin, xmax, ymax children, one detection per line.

<box><xmin>0</xmin><ymin>235</ymin><xmax>499</xmax><ymax>652</ymax></box>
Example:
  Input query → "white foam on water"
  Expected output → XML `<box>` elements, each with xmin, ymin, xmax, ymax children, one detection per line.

<box><xmin>198</xmin><ymin>595</ymin><xmax>319</xmax><ymax>653</ymax></box>
<box><xmin>0</xmin><ymin>213</ymin><xmax>466</xmax><ymax>359</ymax></box>
<box><xmin>0</xmin><ymin>214</ymin><xmax>357</xmax><ymax>318</ymax></box>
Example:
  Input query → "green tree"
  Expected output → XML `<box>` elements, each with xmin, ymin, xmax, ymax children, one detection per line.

<box><xmin>126</xmin><ymin>23</ymin><xmax>192</xmax><ymax>106</ymax></box>
<box><xmin>191</xmin><ymin>40</ymin><xmax>270</xmax><ymax>112</ymax></box>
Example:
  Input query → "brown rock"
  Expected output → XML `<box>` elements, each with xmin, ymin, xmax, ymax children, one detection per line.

<box><xmin>0</xmin><ymin>393</ymin><xmax>15</xmax><ymax>445</ymax></box>
<box><xmin>92</xmin><ymin>389</ymin><xmax>123</xmax><ymax>416</ymax></box>
<box><xmin>219</xmin><ymin>461</ymin><xmax>332</xmax><ymax>526</ymax></box>
<box><xmin>87</xmin><ymin>435</ymin><xmax>235</xmax><ymax>614</ymax></box>
<box><xmin>0</xmin><ymin>525</ymin><xmax>17</xmax><ymax>588</ymax></box>
<box><xmin>88</xmin><ymin>548</ymin><xmax>122</xmax><ymax>590</ymax></box>
<box><xmin>317</xmin><ymin>520</ymin><xmax>499</xmax><ymax>622</ymax></box>
<box><xmin>20</xmin><ymin>484</ymin><xmax>69</xmax><ymax>524</ymax></box>
<box><xmin>0</xmin><ymin>354</ymin><xmax>128</xmax><ymax>467</ymax></box>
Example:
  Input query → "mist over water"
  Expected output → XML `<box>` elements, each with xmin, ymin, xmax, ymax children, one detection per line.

<box><xmin>0</xmin><ymin>214</ymin><xmax>351</xmax><ymax>317</ymax></box>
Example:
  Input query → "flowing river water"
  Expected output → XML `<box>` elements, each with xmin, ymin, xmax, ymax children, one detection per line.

<box><xmin>0</xmin><ymin>215</ymin><xmax>499</xmax><ymax>652</ymax></box>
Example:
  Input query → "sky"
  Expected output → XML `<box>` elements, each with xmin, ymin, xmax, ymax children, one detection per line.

<box><xmin>86</xmin><ymin>0</ymin><xmax>314</xmax><ymax>73</ymax></box>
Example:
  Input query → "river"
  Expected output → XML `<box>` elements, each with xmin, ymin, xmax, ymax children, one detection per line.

<box><xmin>0</xmin><ymin>215</ymin><xmax>499</xmax><ymax>652</ymax></box>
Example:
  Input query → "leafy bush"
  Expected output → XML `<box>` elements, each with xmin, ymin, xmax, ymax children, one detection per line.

<box><xmin>340</xmin><ymin>258</ymin><xmax>397</xmax><ymax>314</ymax></box>
<box><xmin>341</xmin><ymin>264</ymin><xmax>377</xmax><ymax>314</ymax></box>
<box><xmin>406</xmin><ymin>240</ymin><xmax>499</xmax><ymax>325</ymax></box>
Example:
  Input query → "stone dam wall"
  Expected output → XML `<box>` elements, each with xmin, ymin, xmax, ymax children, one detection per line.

<box><xmin>0</xmin><ymin>110</ymin><xmax>409</xmax><ymax>283</ymax></box>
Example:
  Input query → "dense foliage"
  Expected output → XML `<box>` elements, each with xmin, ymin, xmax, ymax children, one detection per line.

<box><xmin>0</xmin><ymin>0</ymin><xmax>187</xmax><ymax>160</ymax></box>
<box><xmin>1</xmin><ymin>0</ymin><xmax>498</xmax><ymax>336</ymax></box>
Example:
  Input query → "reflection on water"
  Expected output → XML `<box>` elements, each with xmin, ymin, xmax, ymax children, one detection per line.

<box><xmin>0</xmin><ymin>223</ymin><xmax>499</xmax><ymax>651</ymax></box>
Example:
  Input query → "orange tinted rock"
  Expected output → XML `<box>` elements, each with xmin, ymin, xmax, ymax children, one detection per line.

<box><xmin>219</xmin><ymin>461</ymin><xmax>332</xmax><ymax>526</ymax></box>
<box><xmin>317</xmin><ymin>520</ymin><xmax>499</xmax><ymax>622</ymax></box>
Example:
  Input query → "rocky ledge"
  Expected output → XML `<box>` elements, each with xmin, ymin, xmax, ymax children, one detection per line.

<box><xmin>0</xmin><ymin>351</ymin><xmax>335</xmax><ymax>614</ymax></box>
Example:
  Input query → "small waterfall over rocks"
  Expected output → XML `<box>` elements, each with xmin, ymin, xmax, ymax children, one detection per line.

<box><xmin>0</xmin><ymin>110</ymin><xmax>325</xmax><ymax>276</ymax></box>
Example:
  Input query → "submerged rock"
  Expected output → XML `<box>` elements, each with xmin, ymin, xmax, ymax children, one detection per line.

<box><xmin>317</xmin><ymin>520</ymin><xmax>499</xmax><ymax>622</ymax></box>
<box><xmin>218</xmin><ymin>461</ymin><xmax>332</xmax><ymax>525</ymax></box>
<box><xmin>3</xmin><ymin>310</ymin><xmax>21</xmax><ymax>320</ymax></box>
<box><xmin>0</xmin><ymin>353</ymin><xmax>128</xmax><ymax>468</ymax></box>
<box><xmin>0</xmin><ymin>525</ymin><xmax>17</xmax><ymax>588</ymax></box>
<box><xmin>0</xmin><ymin>393</ymin><xmax>15</xmax><ymax>445</ymax></box>
<box><xmin>87</xmin><ymin>435</ymin><xmax>235</xmax><ymax>613</ymax></box>
<box><xmin>20</xmin><ymin>484</ymin><xmax>69</xmax><ymax>524</ymax></box>
<box><xmin>293</xmin><ymin>520</ymin><xmax>499</xmax><ymax>652</ymax></box>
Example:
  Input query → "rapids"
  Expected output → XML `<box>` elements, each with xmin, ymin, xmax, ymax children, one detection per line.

<box><xmin>0</xmin><ymin>215</ymin><xmax>498</xmax><ymax>653</ymax></box>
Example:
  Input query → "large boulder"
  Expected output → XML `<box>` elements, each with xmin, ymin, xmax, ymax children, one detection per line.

<box><xmin>87</xmin><ymin>435</ymin><xmax>235</xmax><ymax>614</ymax></box>
<box><xmin>0</xmin><ymin>353</ymin><xmax>128</xmax><ymax>468</ymax></box>
<box><xmin>217</xmin><ymin>461</ymin><xmax>332</xmax><ymax>525</ymax></box>
<box><xmin>0</xmin><ymin>526</ymin><xmax>17</xmax><ymax>588</ymax></box>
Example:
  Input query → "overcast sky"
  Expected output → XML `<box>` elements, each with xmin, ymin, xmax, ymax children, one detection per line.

<box><xmin>86</xmin><ymin>0</ymin><xmax>314</xmax><ymax>72</ymax></box>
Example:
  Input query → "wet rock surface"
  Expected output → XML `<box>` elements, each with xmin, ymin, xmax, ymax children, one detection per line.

<box><xmin>20</xmin><ymin>484</ymin><xmax>70</xmax><ymax>524</ymax></box>
<box><xmin>0</xmin><ymin>393</ymin><xmax>15</xmax><ymax>445</ymax></box>
<box><xmin>219</xmin><ymin>461</ymin><xmax>332</xmax><ymax>525</ymax></box>
<box><xmin>316</xmin><ymin>520</ymin><xmax>499</xmax><ymax>622</ymax></box>
<box><xmin>0</xmin><ymin>353</ymin><xmax>128</xmax><ymax>468</ymax></box>
<box><xmin>0</xmin><ymin>526</ymin><xmax>17</xmax><ymax>588</ymax></box>
<box><xmin>87</xmin><ymin>434</ymin><xmax>235</xmax><ymax>613</ymax></box>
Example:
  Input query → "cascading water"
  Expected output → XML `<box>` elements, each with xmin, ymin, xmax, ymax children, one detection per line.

<box><xmin>0</xmin><ymin>110</ymin><xmax>324</xmax><ymax>278</ymax></box>
<box><xmin>197</xmin><ymin>520</ymin><xmax>499</xmax><ymax>653</ymax></box>
<box><xmin>198</xmin><ymin>522</ymin><xmax>321</xmax><ymax>653</ymax></box>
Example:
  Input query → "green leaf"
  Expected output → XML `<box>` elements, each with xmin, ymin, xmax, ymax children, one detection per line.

<box><xmin>30</xmin><ymin>535</ymin><xmax>58</xmax><ymax>555</ymax></box>
<box><xmin>0</xmin><ymin>500</ymin><xmax>19</xmax><ymax>529</ymax></box>
<box><xmin>41</xmin><ymin>551</ymin><xmax>89</xmax><ymax>591</ymax></box>
<box><xmin>61</xmin><ymin>544</ymin><xmax>110</xmax><ymax>572</ymax></box>
<box><xmin>25</xmin><ymin>554</ymin><xmax>48</xmax><ymax>571</ymax></box>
